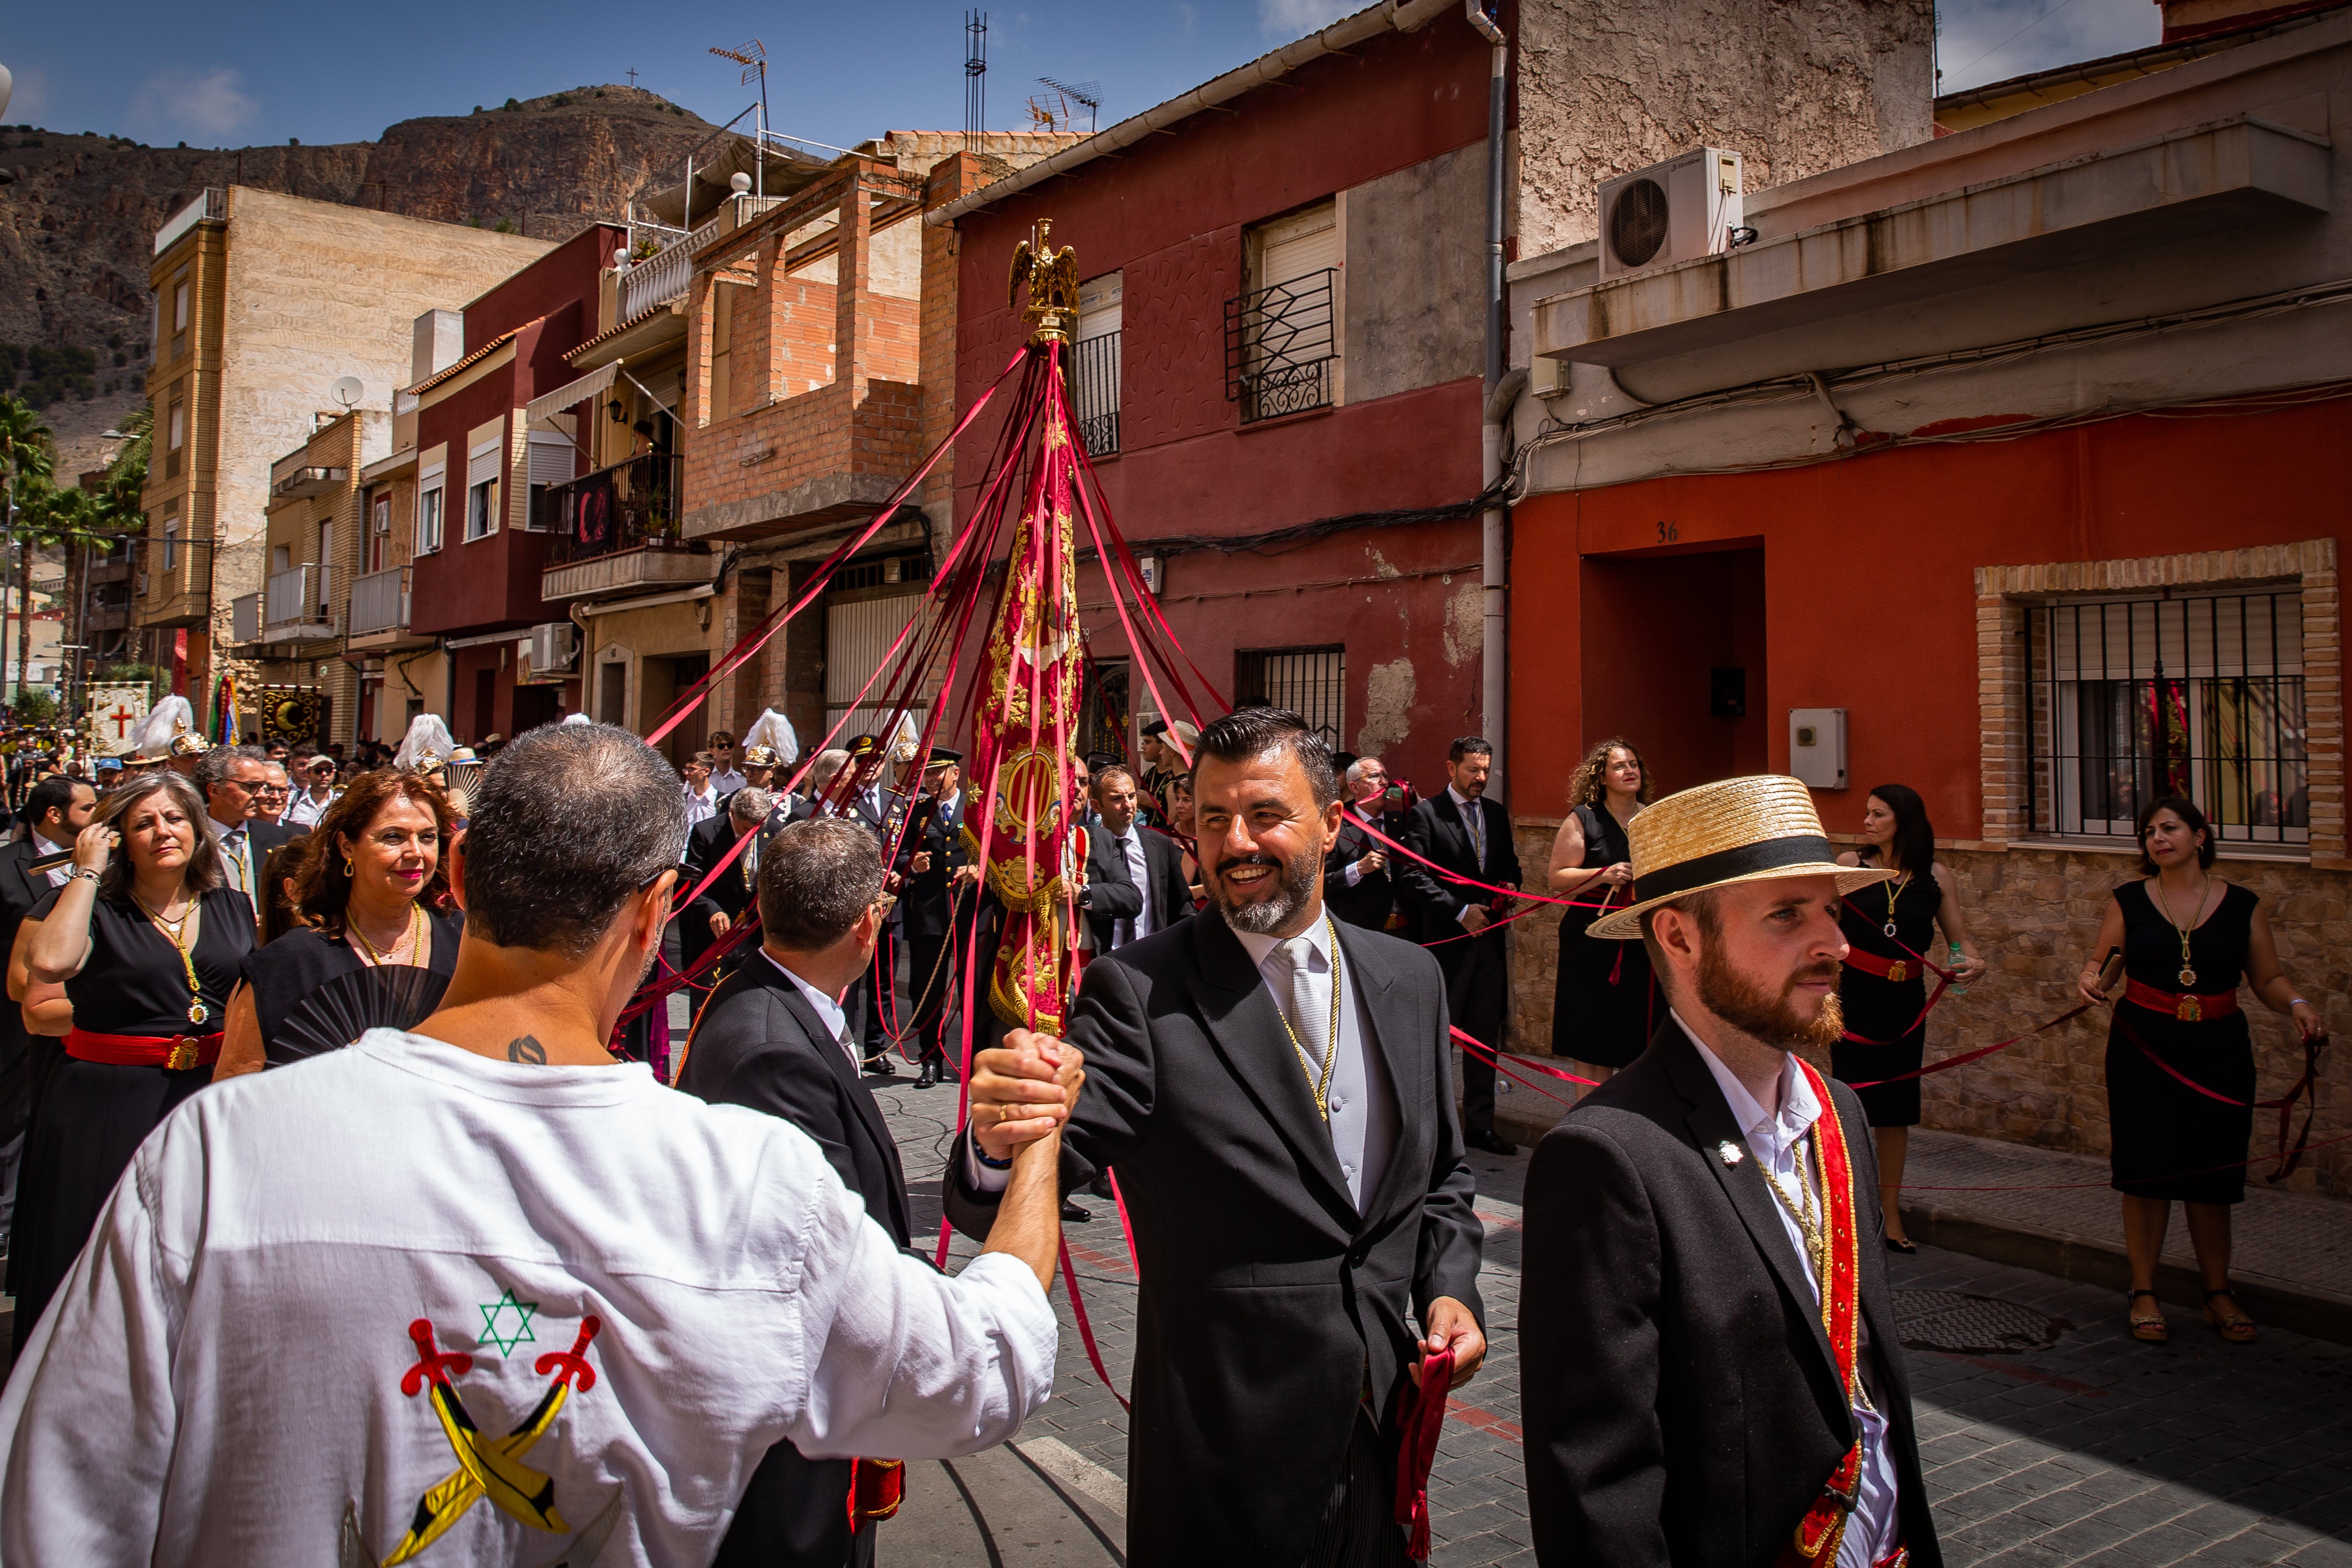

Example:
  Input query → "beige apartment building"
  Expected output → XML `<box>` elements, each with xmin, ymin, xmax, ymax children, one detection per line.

<box><xmin>141</xmin><ymin>185</ymin><xmax>549</xmax><ymax>729</ymax></box>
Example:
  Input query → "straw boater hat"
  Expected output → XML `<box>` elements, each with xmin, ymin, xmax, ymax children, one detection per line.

<box><xmin>1587</xmin><ymin>775</ymin><xmax>1894</xmax><ymax>940</ymax></box>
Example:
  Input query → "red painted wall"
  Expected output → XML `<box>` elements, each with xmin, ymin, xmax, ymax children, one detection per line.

<box><xmin>1509</xmin><ymin>399</ymin><xmax>2352</xmax><ymax>837</ymax></box>
<box><xmin>465</xmin><ymin>224</ymin><xmax>620</xmax><ymax>351</ymax></box>
<box><xmin>944</xmin><ymin>16</ymin><xmax>1499</xmax><ymax>784</ymax></box>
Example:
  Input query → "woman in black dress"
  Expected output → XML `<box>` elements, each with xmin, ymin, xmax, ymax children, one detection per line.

<box><xmin>10</xmin><ymin>771</ymin><xmax>249</xmax><ymax>1351</ymax></box>
<box><xmin>2077</xmin><ymin>795</ymin><xmax>2322</xmax><ymax>1345</ymax></box>
<box><xmin>1545</xmin><ymin>738</ymin><xmax>1653</xmax><ymax>1085</ymax></box>
<box><xmin>216</xmin><ymin>769</ymin><xmax>460</xmax><ymax>1076</ymax></box>
<box><xmin>1833</xmin><ymin>784</ymin><xmax>1987</xmax><ymax>1252</ymax></box>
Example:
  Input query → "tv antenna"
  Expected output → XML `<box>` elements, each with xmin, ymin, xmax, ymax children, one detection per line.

<box><xmin>1036</xmin><ymin>77</ymin><xmax>1101</xmax><ymax>133</ymax></box>
<box><xmin>710</xmin><ymin>39</ymin><xmax>768</xmax><ymax>125</ymax></box>
<box><xmin>964</xmin><ymin>11</ymin><xmax>988</xmax><ymax>138</ymax></box>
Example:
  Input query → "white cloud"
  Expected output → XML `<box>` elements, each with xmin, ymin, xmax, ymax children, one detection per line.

<box><xmin>1</xmin><ymin>63</ymin><xmax>51</xmax><ymax>125</ymax></box>
<box><xmin>126</xmin><ymin>66</ymin><xmax>259</xmax><ymax>142</ymax></box>
<box><xmin>1177</xmin><ymin>2</ymin><xmax>1198</xmax><ymax>35</ymax></box>
<box><xmin>1937</xmin><ymin>0</ymin><xmax>2159</xmax><ymax>94</ymax></box>
<box><xmin>1259</xmin><ymin>0</ymin><xmax>1354</xmax><ymax>40</ymax></box>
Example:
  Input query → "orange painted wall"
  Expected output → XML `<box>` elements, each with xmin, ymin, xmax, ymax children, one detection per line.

<box><xmin>1509</xmin><ymin>398</ymin><xmax>2352</xmax><ymax>837</ymax></box>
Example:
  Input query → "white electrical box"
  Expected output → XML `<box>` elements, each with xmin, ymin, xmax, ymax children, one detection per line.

<box><xmin>1597</xmin><ymin>147</ymin><xmax>1746</xmax><ymax>282</ymax></box>
<box><xmin>1788</xmin><ymin>708</ymin><xmax>1847</xmax><ymax>790</ymax></box>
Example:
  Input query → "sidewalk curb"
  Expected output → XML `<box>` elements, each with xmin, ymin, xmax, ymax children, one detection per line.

<box><xmin>1900</xmin><ymin>1203</ymin><xmax>2352</xmax><ymax>1347</ymax></box>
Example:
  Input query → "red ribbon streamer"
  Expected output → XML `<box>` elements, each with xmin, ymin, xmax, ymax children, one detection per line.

<box><xmin>2114</xmin><ymin>1009</ymin><xmax>2329</xmax><ymax>1182</ymax></box>
<box><xmin>1396</xmin><ymin>1347</ymin><xmax>1456</xmax><ymax>1561</ymax></box>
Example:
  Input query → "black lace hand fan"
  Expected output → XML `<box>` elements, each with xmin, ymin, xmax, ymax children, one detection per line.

<box><xmin>272</xmin><ymin>965</ymin><xmax>452</xmax><ymax>1065</ymax></box>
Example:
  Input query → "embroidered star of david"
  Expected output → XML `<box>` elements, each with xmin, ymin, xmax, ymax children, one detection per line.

<box><xmin>477</xmin><ymin>1288</ymin><xmax>539</xmax><ymax>1354</ymax></box>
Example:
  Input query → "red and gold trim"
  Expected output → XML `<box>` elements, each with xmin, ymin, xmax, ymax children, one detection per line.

<box><xmin>1780</xmin><ymin>1058</ymin><xmax>1865</xmax><ymax>1568</ymax></box>
<box><xmin>65</xmin><ymin>1027</ymin><xmax>222</xmax><ymax>1071</ymax></box>
<box><xmin>1842</xmin><ymin>948</ymin><xmax>1914</xmax><ymax>985</ymax></box>
<box><xmin>2122</xmin><ymin>978</ymin><xmax>2239</xmax><ymax>1024</ymax></box>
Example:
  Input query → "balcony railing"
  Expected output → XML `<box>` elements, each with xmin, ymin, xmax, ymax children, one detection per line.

<box><xmin>1070</xmin><ymin>331</ymin><xmax>1121</xmax><ymax>458</ymax></box>
<box><xmin>543</xmin><ymin>453</ymin><xmax>693</xmax><ymax>564</ymax></box>
<box><xmin>263</xmin><ymin>564</ymin><xmax>335</xmax><ymax>637</ymax></box>
<box><xmin>349</xmin><ymin>566</ymin><xmax>411</xmax><ymax>637</ymax></box>
<box><xmin>1225</xmin><ymin>269</ymin><xmax>1337</xmax><ymax>424</ymax></box>
<box><xmin>616</xmin><ymin>195</ymin><xmax>787</xmax><ymax>321</ymax></box>
<box><xmin>154</xmin><ymin>188</ymin><xmax>225</xmax><ymax>256</ymax></box>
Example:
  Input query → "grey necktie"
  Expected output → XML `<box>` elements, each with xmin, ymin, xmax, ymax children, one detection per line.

<box><xmin>223</xmin><ymin>827</ymin><xmax>249</xmax><ymax>892</ymax></box>
<box><xmin>1270</xmin><ymin>936</ymin><xmax>1329</xmax><ymax>1098</ymax></box>
<box><xmin>834</xmin><ymin>1022</ymin><xmax>860</xmax><ymax>1072</ymax></box>
<box><xmin>1462</xmin><ymin>800</ymin><xmax>1485</xmax><ymax>870</ymax></box>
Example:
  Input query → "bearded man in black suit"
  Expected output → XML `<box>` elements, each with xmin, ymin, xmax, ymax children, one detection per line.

<box><xmin>1395</xmin><ymin>735</ymin><xmax>1521</xmax><ymax>1155</ymax></box>
<box><xmin>679</xmin><ymin>815</ymin><xmax>911</xmax><ymax>1568</ymax></box>
<box><xmin>1520</xmin><ymin>776</ymin><xmax>1943</xmax><ymax>1568</ymax></box>
<box><xmin>952</xmin><ymin>707</ymin><xmax>1485</xmax><ymax>1568</ymax></box>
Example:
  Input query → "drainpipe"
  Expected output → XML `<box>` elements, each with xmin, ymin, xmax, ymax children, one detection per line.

<box><xmin>1468</xmin><ymin>0</ymin><xmax>1511</xmax><ymax>791</ymax></box>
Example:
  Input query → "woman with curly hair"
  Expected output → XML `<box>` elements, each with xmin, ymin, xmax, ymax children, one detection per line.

<box><xmin>1544</xmin><ymin>737</ymin><xmax>1653</xmax><ymax>1081</ymax></box>
<box><xmin>214</xmin><ymin>770</ymin><xmax>462</xmax><ymax>1076</ymax></box>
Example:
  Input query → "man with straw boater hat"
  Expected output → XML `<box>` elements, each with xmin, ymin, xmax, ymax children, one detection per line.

<box><xmin>1520</xmin><ymin>775</ymin><xmax>1942</xmax><ymax>1568</ymax></box>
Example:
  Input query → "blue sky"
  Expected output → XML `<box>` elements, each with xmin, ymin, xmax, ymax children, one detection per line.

<box><xmin>1</xmin><ymin>0</ymin><xmax>2162</xmax><ymax>149</ymax></box>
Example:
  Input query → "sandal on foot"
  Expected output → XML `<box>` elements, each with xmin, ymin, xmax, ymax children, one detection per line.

<box><xmin>2204</xmin><ymin>1288</ymin><xmax>2256</xmax><ymax>1343</ymax></box>
<box><xmin>2126</xmin><ymin>1289</ymin><xmax>2168</xmax><ymax>1343</ymax></box>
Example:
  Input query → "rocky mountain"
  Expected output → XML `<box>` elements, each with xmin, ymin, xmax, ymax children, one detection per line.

<box><xmin>0</xmin><ymin>85</ymin><xmax>719</xmax><ymax>394</ymax></box>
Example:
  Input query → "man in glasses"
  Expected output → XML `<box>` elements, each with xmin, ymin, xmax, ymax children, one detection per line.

<box><xmin>707</xmin><ymin>731</ymin><xmax>747</xmax><ymax>797</ymax></box>
<box><xmin>254</xmin><ymin>760</ymin><xmax>295</xmax><ymax>828</ymax></box>
<box><xmin>194</xmin><ymin>746</ymin><xmax>309</xmax><ymax>906</ymax></box>
<box><xmin>285</xmin><ymin>754</ymin><xmax>341</xmax><ymax>829</ymax></box>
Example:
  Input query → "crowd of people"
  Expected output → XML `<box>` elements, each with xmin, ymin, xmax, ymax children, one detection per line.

<box><xmin>0</xmin><ymin>701</ymin><xmax>2320</xmax><ymax>1564</ymax></box>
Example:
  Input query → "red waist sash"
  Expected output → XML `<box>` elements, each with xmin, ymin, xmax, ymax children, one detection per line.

<box><xmin>2122</xmin><ymin>979</ymin><xmax>2239</xmax><ymax>1023</ymax></box>
<box><xmin>1843</xmin><ymin>948</ymin><xmax>1918</xmax><ymax>984</ymax></box>
<box><xmin>65</xmin><ymin>1028</ymin><xmax>222</xmax><ymax>1071</ymax></box>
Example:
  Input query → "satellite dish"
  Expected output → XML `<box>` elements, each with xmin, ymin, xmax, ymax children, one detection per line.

<box><xmin>329</xmin><ymin>375</ymin><xmax>364</xmax><ymax>410</ymax></box>
<box><xmin>0</xmin><ymin>64</ymin><xmax>13</xmax><ymax>123</ymax></box>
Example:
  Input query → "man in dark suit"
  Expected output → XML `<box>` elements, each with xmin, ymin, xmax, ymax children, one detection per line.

<box><xmin>0</xmin><ymin>775</ymin><xmax>95</xmax><ymax>1247</ymax></box>
<box><xmin>1520</xmin><ymin>775</ymin><xmax>1941</xmax><ymax>1568</ymax></box>
<box><xmin>894</xmin><ymin>749</ymin><xmax>981</xmax><ymax>1088</ymax></box>
<box><xmin>1077</xmin><ymin>765</ymin><xmax>1191</xmax><ymax>957</ymax></box>
<box><xmin>1396</xmin><ymin>736</ymin><xmax>1521</xmax><ymax>1155</ymax></box>
<box><xmin>194</xmin><ymin>745</ymin><xmax>309</xmax><ymax>921</ymax></box>
<box><xmin>680</xmin><ymin>787</ymin><xmax>775</xmax><ymax>987</ymax></box>
<box><xmin>952</xmin><ymin>708</ymin><xmax>1485</xmax><ymax>1567</ymax></box>
<box><xmin>678</xmin><ymin>815</ymin><xmax>911</xmax><ymax>1568</ymax></box>
<box><xmin>1325</xmin><ymin>755</ymin><xmax>1408</xmax><ymax>933</ymax></box>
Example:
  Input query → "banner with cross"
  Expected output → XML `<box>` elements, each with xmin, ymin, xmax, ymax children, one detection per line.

<box><xmin>84</xmin><ymin>684</ymin><xmax>152</xmax><ymax>757</ymax></box>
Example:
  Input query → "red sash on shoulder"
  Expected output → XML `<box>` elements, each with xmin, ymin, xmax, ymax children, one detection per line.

<box><xmin>1776</xmin><ymin>1058</ymin><xmax>1864</xmax><ymax>1568</ymax></box>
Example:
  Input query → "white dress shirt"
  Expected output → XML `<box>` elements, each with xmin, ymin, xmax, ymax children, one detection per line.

<box><xmin>31</xmin><ymin>833</ymin><xmax>72</xmax><ymax>888</ymax></box>
<box><xmin>683</xmin><ymin>784</ymin><xmax>720</xmax><ymax>829</ymax></box>
<box><xmin>0</xmin><ymin>1029</ymin><xmax>1058</xmax><ymax>1566</ymax></box>
<box><xmin>709</xmin><ymin>765</ymin><xmax>748</xmax><ymax>796</ymax></box>
<box><xmin>285</xmin><ymin>788</ymin><xmax>338</xmax><ymax>829</ymax></box>
<box><xmin>1680</xmin><ymin>1013</ymin><xmax>1900</xmax><ymax>1568</ymax></box>
<box><xmin>767</xmin><ymin>951</ymin><xmax>853</xmax><ymax>1068</ymax></box>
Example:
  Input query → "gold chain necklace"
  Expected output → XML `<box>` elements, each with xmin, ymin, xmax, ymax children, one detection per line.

<box><xmin>349</xmin><ymin>901</ymin><xmax>423</xmax><ymax>967</ymax></box>
<box><xmin>132</xmin><ymin>890</ymin><xmax>210</xmax><ymax>1026</ymax></box>
<box><xmin>1881</xmin><ymin>869</ymin><xmax>1911</xmax><ymax>938</ymax></box>
<box><xmin>1760</xmin><ymin>1128</ymin><xmax>1876</xmax><ymax>1413</ymax></box>
<box><xmin>1272</xmin><ymin>917</ymin><xmax>1344</xmax><ymax>1121</ymax></box>
<box><xmin>2154</xmin><ymin>874</ymin><xmax>2209</xmax><ymax>988</ymax></box>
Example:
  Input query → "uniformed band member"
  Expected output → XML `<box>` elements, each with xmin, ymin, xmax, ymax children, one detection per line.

<box><xmin>893</xmin><ymin>749</ymin><xmax>982</xmax><ymax>1087</ymax></box>
<box><xmin>717</xmin><ymin>744</ymin><xmax>781</xmax><ymax>817</ymax></box>
<box><xmin>837</xmin><ymin>735</ymin><xmax>902</xmax><ymax>1077</ymax></box>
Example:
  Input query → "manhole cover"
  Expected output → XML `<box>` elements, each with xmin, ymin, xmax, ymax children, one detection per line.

<box><xmin>1893</xmin><ymin>1289</ymin><xmax>2070</xmax><ymax>1354</ymax></box>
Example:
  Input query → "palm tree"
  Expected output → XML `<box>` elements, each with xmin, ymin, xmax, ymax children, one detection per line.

<box><xmin>0</xmin><ymin>395</ymin><xmax>56</xmax><ymax>703</ymax></box>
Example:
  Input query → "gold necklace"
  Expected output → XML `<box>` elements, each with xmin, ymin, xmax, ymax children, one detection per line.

<box><xmin>1760</xmin><ymin>1129</ymin><xmax>1877</xmax><ymax>1412</ymax></box>
<box><xmin>1881</xmin><ymin>869</ymin><xmax>1911</xmax><ymax>939</ymax></box>
<box><xmin>1271</xmin><ymin>917</ymin><xmax>1345</xmax><ymax>1121</ymax></box>
<box><xmin>349</xmin><ymin>902</ymin><xmax>423</xmax><ymax>967</ymax></box>
<box><xmin>2154</xmin><ymin>874</ymin><xmax>2208</xmax><ymax>988</ymax></box>
<box><xmin>133</xmin><ymin>890</ymin><xmax>210</xmax><ymax>1026</ymax></box>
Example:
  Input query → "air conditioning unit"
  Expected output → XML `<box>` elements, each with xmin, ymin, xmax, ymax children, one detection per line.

<box><xmin>1597</xmin><ymin>147</ymin><xmax>1745</xmax><ymax>282</ymax></box>
<box><xmin>529</xmin><ymin>621</ymin><xmax>579</xmax><ymax>678</ymax></box>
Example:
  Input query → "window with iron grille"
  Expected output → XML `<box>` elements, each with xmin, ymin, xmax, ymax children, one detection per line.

<box><xmin>1235</xmin><ymin>646</ymin><xmax>1345</xmax><ymax>748</ymax></box>
<box><xmin>2026</xmin><ymin>590</ymin><xmax>2307</xmax><ymax>845</ymax></box>
<box><xmin>1227</xmin><ymin>202</ymin><xmax>1338</xmax><ymax>424</ymax></box>
<box><xmin>1071</xmin><ymin>271</ymin><xmax>1122</xmax><ymax>458</ymax></box>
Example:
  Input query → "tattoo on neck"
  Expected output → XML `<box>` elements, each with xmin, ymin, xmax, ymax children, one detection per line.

<box><xmin>506</xmin><ymin>1035</ymin><xmax>547</xmax><ymax>1064</ymax></box>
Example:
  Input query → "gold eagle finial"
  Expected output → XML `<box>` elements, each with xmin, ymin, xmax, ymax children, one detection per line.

<box><xmin>1008</xmin><ymin>220</ymin><xmax>1081</xmax><ymax>344</ymax></box>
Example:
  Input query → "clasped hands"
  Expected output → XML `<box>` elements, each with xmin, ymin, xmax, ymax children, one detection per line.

<box><xmin>971</xmin><ymin>1029</ymin><xmax>1088</xmax><ymax>1162</ymax></box>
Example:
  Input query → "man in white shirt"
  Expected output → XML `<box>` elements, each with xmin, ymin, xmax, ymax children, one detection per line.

<box><xmin>0</xmin><ymin>720</ymin><xmax>1069</xmax><ymax>1568</ymax></box>
<box><xmin>682</xmin><ymin>751</ymin><xmax>720</xmax><ymax>829</ymax></box>
<box><xmin>1518</xmin><ymin>775</ymin><xmax>1941</xmax><ymax>1568</ymax></box>
<box><xmin>706</xmin><ymin>730</ymin><xmax>748</xmax><ymax>797</ymax></box>
<box><xmin>285</xmin><ymin>753</ymin><xmax>340</xmax><ymax>828</ymax></box>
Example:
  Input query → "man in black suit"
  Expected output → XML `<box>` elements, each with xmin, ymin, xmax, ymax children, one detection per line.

<box><xmin>195</xmin><ymin>745</ymin><xmax>309</xmax><ymax>920</ymax></box>
<box><xmin>1077</xmin><ymin>765</ymin><xmax>1191</xmax><ymax>956</ymax></box>
<box><xmin>678</xmin><ymin>815</ymin><xmax>912</xmax><ymax>1568</ymax></box>
<box><xmin>1520</xmin><ymin>775</ymin><xmax>1941</xmax><ymax>1568</ymax></box>
<box><xmin>894</xmin><ymin>749</ymin><xmax>982</xmax><ymax>1087</ymax></box>
<box><xmin>1325</xmin><ymin>755</ymin><xmax>1408</xmax><ymax>933</ymax></box>
<box><xmin>1396</xmin><ymin>736</ymin><xmax>1522</xmax><ymax>1155</ymax></box>
<box><xmin>952</xmin><ymin>707</ymin><xmax>1485</xmax><ymax>1567</ymax></box>
<box><xmin>0</xmin><ymin>775</ymin><xmax>95</xmax><ymax>1247</ymax></box>
<box><xmin>680</xmin><ymin>787</ymin><xmax>775</xmax><ymax>987</ymax></box>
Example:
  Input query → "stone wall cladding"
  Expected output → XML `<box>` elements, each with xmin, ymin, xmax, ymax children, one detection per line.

<box><xmin>1507</xmin><ymin>817</ymin><xmax>2351</xmax><ymax>1197</ymax></box>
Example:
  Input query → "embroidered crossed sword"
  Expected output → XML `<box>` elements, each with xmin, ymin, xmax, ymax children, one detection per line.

<box><xmin>382</xmin><ymin>1315</ymin><xmax>603</xmax><ymax>1565</ymax></box>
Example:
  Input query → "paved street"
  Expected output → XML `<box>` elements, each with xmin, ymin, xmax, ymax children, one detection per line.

<box><xmin>868</xmin><ymin>1068</ymin><xmax>2352</xmax><ymax>1568</ymax></box>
